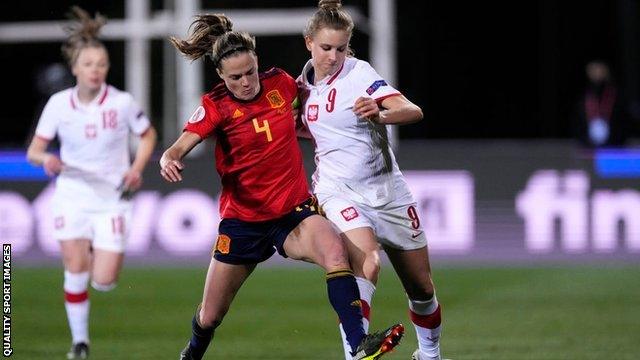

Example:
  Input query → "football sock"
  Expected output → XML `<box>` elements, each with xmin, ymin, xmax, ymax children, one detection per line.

<box><xmin>409</xmin><ymin>295</ymin><xmax>442</xmax><ymax>360</ymax></box>
<box><xmin>189</xmin><ymin>310</ymin><xmax>215</xmax><ymax>360</ymax></box>
<box><xmin>340</xmin><ymin>276</ymin><xmax>375</xmax><ymax>359</ymax></box>
<box><xmin>326</xmin><ymin>269</ymin><xmax>365</xmax><ymax>354</ymax></box>
<box><xmin>64</xmin><ymin>271</ymin><xmax>90</xmax><ymax>345</ymax></box>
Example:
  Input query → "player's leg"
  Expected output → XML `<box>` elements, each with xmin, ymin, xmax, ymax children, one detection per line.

<box><xmin>54</xmin><ymin>201</ymin><xmax>94</xmax><ymax>359</ymax></box>
<box><xmin>282</xmin><ymin>203</ymin><xmax>403</xmax><ymax>359</ymax></box>
<box><xmin>339</xmin><ymin>227</ymin><xmax>380</xmax><ymax>359</ymax></box>
<box><xmin>89</xmin><ymin>208</ymin><xmax>130</xmax><ymax>291</ymax></box>
<box><xmin>374</xmin><ymin>197</ymin><xmax>442</xmax><ymax>360</ymax></box>
<box><xmin>60</xmin><ymin>239</ymin><xmax>92</xmax><ymax>360</ymax></box>
<box><xmin>180</xmin><ymin>258</ymin><xmax>256</xmax><ymax>360</ymax></box>
<box><xmin>315</xmin><ymin>194</ymin><xmax>382</xmax><ymax>359</ymax></box>
<box><xmin>383</xmin><ymin>245</ymin><xmax>441</xmax><ymax>360</ymax></box>
<box><xmin>91</xmin><ymin>250</ymin><xmax>124</xmax><ymax>291</ymax></box>
<box><xmin>283</xmin><ymin>213</ymin><xmax>367</xmax><ymax>354</ymax></box>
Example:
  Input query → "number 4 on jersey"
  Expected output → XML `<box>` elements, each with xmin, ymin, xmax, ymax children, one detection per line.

<box><xmin>252</xmin><ymin>118</ymin><xmax>273</xmax><ymax>142</ymax></box>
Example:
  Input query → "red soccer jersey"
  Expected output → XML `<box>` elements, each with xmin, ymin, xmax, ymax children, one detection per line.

<box><xmin>184</xmin><ymin>68</ymin><xmax>310</xmax><ymax>221</ymax></box>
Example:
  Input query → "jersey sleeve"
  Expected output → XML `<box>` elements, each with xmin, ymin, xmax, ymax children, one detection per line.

<box><xmin>355</xmin><ymin>61</ymin><xmax>401</xmax><ymax>103</ymax></box>
<box><xmin>124</xmin><ymin>94</ymin><xmax>152</xmax><ymax>135</ymax></box>
<box><xmin>34</xmin><ymin>96</ymin><xmax>60</xmax><ymax>140</ymax></box>
<box><xmin>183</xmin><ymin>95</ymin><xmax>224</xmax><ymax>139</ymax></box>
<box><xmin>279</xmin><ymin>69</ymin><xmax>299</xmax><ymax>107</ymax></box>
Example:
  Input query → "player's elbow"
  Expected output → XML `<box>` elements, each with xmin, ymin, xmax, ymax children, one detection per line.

<box><xmin>26</xmin><ymin>148</ymin><xmax>37</xmax><ymax>165</ymax></box>
<box><xmin>26</xmin><ymin>144</ymin><xmax>43</xmax><ymax>166</ymax></box>
<box><xmin>403</xmin><ymin>104</ymin><xmax>423</xmax><ymax>125</ymax></box>
<box><xmin>141</xmin><ymin>126</ymin><xmax>158</xmax><ymax>144</ymax></box>
<box><xmin>411</xmin><ymin>104</ymin><xmax>424</xmax><ymax>123</ymax></box>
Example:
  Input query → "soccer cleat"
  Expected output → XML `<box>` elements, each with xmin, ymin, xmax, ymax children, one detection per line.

<box><xmin>352</xmin><ymin>323</ymin><xmax>405</xmax><ymax>360</ymax></box>
<box><xmin>179</xmin><ymin>342</ymin><xmax>194</xmax><ymax>360</ymax></box>
<box><xmin>66</xmin><ymin>342</ymin><xmax>89</xmax><ymax>359</ymax></box>
<box><xmin>411</xmin><ymin>349</ymin><xmax>422</xmax><ymax>360</ymax></box>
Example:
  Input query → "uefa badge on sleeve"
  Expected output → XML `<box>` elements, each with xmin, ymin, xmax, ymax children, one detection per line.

<box><xmin>188</xmin><ymin>106</ymin><xmax>205</xmax><ymax>124</ymax></box>
<box><xmin>366</xmin><ymin>80</ymin><xmax>387</xmax><ymax>95</ymax></box>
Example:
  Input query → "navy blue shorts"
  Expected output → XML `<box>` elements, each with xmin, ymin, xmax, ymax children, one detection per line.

<box><xmin>213</xmin><ymin>196</ymin><xmax>321</xmax><ymax>265</ymax></box>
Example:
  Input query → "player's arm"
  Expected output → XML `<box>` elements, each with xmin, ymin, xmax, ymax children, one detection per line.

<box><xmin>122</xmin><ymin>126</ymin><xmax>158</xmax><ymax>191</ymax></box>
<box><xmin>292</xmin><ymin>95</ymin><xmax>312</xmax><ymax>139</ymax></box>
<box><xmin>159</xmin><ymin>131</ymin><xmax>201</xmax><ymax>182</ymax></box>
<box><xmin>26</xmin><ymin>136</ymin><xmax>63</xmax><ymax>177</ymax></box>
<box><xmin>353</xmin><ymin>95</ymin><xmax>423</xmax><ymax>125</ymax></box>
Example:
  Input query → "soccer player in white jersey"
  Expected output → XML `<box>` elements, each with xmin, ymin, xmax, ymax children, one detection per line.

<box><xmin>299</xmin><ymin>1</ymin><xmax>444</xmax><ymax>360</ymax></box>
<box><xmin>26</xmin><ymin>7</ymin><xmax>156</xmax><ymax>359</ymax></box>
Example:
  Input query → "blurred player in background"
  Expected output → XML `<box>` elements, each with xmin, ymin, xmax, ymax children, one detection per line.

<box><xmin>161</xmin><ymin>13</ymin><xmax>403</xmax><ymax>360</ymax></box>
<box><xmin>26</xmin><ymin>7</ymin><xmax>157</xmax><ymax>359</ymax></box>
<box><xmin>298</xmin><ymin>1</ymin><xmax>444</xmax><ymax>359</ymax></box>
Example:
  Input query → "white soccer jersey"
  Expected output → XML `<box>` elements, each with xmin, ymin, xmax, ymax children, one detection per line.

<box><xmin>299</xmin><ymin>57</ymin><xmax>411</xmax><ymax>206</ymax></box>
<box><xmin>35</xmin><ymin>84</ymin><xmax>150</xmax><ymax>208</ymax></box>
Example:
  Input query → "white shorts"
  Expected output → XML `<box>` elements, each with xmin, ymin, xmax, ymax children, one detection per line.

<box><xmin>51</xmin><ymin>196</ymin><xmax>132</xmax><ymax>253</ymax></box>
<box><xmin>317</xmin><ymin>192</ymin><xmax>428</xmax><ymax>250</ymax></box>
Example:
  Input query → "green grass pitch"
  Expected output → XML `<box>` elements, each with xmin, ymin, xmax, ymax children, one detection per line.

<box><xmin>12</xmin><ymin>264</ymin><xmax>640</xmax><ymax>359</ymax></box>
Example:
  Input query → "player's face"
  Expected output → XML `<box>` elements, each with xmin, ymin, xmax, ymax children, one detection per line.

<box><xmin>72</xmin><ymin>46</ymin><xmax>110</xmax><ymax>92</ymax></box>
<box><xmin>217</xmin><ymin>52</ymin><xmax>260</xmax><ymax>101</ymax></box>
<box><xmin>305</xmin><ymin>28</ymin><xmax>350</xmax><ymax>80</ymax></box>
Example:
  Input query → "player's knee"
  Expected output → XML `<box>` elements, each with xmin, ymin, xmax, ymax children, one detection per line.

<box><xmin>91</xmin><ymin>280</ymin><xmax>117</xmax><ymax>292</ymax></box>
<box><xmin>198</xmin><ymin>306</ymin><xmax>228</xmax><ymax>329</ymax></box>
<box><xmin>318</xmin><ymin>237</ymin><xmax>351</xmax><ymax>271</ymax></box>
<box><xmin>360</xmin><ymin>251</ymin><xmax>381</xmax><ymax>281</ymax></box>
<box><xmin>322</xmin><ymin>251</ymin><xmax>350</xmax><ymax>273</ymax></box>
<box><xmin>406</xmin><ymin>279</ymin><xmax>435</xmax><ymax>300</ymax></box>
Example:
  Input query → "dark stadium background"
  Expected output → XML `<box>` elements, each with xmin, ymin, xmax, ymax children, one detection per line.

<box><xmin>1</xmin><ymin>0</ymin><xmax>638</xmax><ymax>146</ymax></box>
<box><xmin>3</xmin><ymin>2</ymin><xmax>640</xmax><ymax>359</ymax></box>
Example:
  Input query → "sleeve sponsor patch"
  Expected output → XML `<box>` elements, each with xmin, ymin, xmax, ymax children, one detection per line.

<box><xmin>366</xmin><ymin>80</ymin><xmax>387</xmax><ymax>95</ymax></box>
<box><xmin>188</xmin><ymin>105</ymin><xmax>205</xmax><ymax>123</ymax></box>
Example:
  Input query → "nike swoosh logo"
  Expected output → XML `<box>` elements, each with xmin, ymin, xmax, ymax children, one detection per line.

<box><xmin>411</xmin><ymin>232</ymin><xmax>423</xmax><ymax>238</ymax></box>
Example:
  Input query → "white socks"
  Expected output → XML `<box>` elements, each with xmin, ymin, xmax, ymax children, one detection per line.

<box><xmin>409</xmin><ymin>296</ymin><xmax>442</xmax><ymax>360</ymax></box>
<box><xmin>64</xmin><ymin>271</ymin><xmax>90</xmax><ymax>345</ymax></box>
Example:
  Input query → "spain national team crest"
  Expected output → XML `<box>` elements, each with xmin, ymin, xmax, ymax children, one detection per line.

<box><xmin>214</xmin><ymin>234</ymin><xmax>231</xmax><ymax>255</ymax></box>
<box><xmin>307</xmin><ymin>104</ymin><xmax>319</xmax><ymax>122</ymax></box>
<box><xmin>266</xmin><ymin>90</ymin><xmax>285</xmax><ymax>108</ymax></box>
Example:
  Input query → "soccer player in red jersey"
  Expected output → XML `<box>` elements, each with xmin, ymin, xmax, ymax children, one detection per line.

<box><xmin>159</xmin><ymin>14</ymin><xmax>403</xmax><ymax>360</ymax></box>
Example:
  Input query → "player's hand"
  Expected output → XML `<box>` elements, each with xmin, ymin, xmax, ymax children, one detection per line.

<box><xmin>122</xmin><ymin>168</ymin><xmax>143</xmax><ymax>192</ymax></box>
<box><xmin>42</xmin><ymin>154</ymin><xmax>63</xmax><ymax>177</ymax></box>
<box><xmin>292</xmin><ymin>108</ymin><xmax>300</xmax><ymax>122</ymax></box>
<box><xmin>353</xmin><ymin>96</ymin><xmax>380</xmax><ymax>122</ymax></box>
<box><xmin>159</xmin><ymin>156</ymin><xmax>185</xmax><ymax>183</ymax></box>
